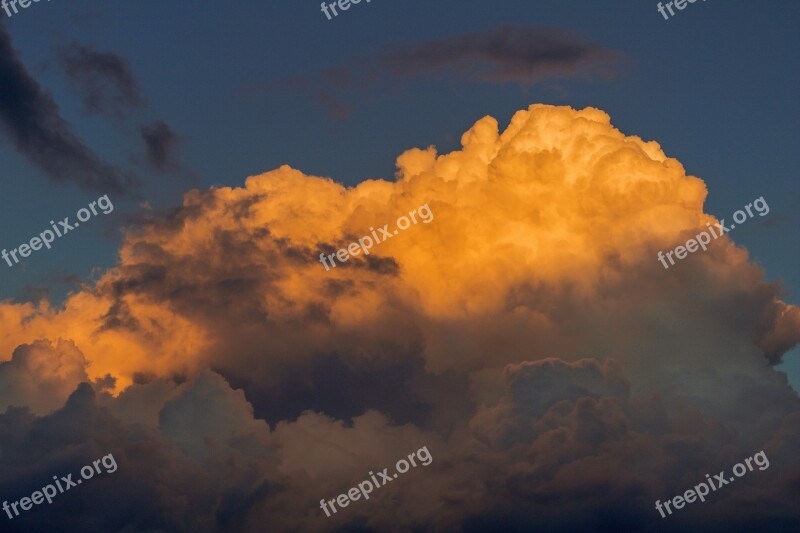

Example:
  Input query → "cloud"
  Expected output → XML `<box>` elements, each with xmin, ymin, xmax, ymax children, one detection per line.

<box><xmin>140</xmin><ymin>120</ymin><xmax>182</xmax><ymax>174</ymax></box>
<box><xmin>452</xmin><ymin>358</ymin><xmax>800</xmax><ymax>532</ymax></box>
<box><xmin>1</xmin><ymin>363</ymin><xmax>796</xmax><ymax>531</ymax></box>
<box><xmin>0</xmin><ymin>339</ymin><xmax>88</xmax><ymax>415</ymax></box>
<box><xmin>267</xmin><ymin>26</ymin><xmax>622</xmax><ymax>118</ymax></box>
<box><xmin>159</xmin><ymin>371</ymin><xmax>271</xmax><ymax>460</ymax></box>
<box><xmin>315</xmin><ymin>90</ymin><xmax>352</xmax><ymax>120</ymax></box>
<box><xmin>55</xmin><ymin>42</ymin><xmax>190</xmax><ymax>180</ymax></box>
<box><xmin>57</xmin><ymin>41</ymin><xmax>144</xmax><ymax>117</ymax></box>
<box><xmin>0</xmin><ymin>104</ymin><xmax>798</xmax><ymax>530</ymax></box>
<box><xmin>470</xmin><ymin>358</ymin><xmax>630</xmax><ymax>449</ymax></box>
<box><xmin>2</xmin><ymin>103</ymin><xmax>797</xmax><ymax>410</ymax></box>
<box><xmin>0</xmin><ymin>383</ymin><xmax>222</xmax><ymax>532</ymax></box>
<box><xmin>375</xmin><ymin>25</ymin><xmax>621</xmax><ymax>84</ymax></box>
<box><xmin>0</xmin><ymin>23</ymin><xmax>135</xmax><ymax>194</ymax></box>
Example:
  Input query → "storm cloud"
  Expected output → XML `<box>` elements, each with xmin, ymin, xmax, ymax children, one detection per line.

<box><xmin>0</xmin><ymin>104</ymin><xmax>798</xmax><ymax>531</ymax></box>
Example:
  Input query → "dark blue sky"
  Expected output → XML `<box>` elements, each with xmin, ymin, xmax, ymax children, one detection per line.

<box><xmin>1</xmin><ymin>0</ymin><xmax>798</xmax><ymax>384</ymax></box>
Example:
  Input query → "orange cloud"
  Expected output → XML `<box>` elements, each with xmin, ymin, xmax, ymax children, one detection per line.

<box><xmin>0</xmin><ymin>104</ymin><xmax>796</xmax><ymax>402</ymax></box>
<box><xmin>1</xmin><ymin>104</ymin><xmax>799</xmax><ymax>531</ymax></box>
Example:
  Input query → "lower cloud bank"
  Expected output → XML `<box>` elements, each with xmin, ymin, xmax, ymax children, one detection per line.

<box><xmin>3</xmin><ymin>454</ymin><xmax>117</xmax><ymax>521</ymax></box>
<box><xmin>319</xmin><ymin>446</ymin><xmax>433</xmax><ymax>518</ymax></box>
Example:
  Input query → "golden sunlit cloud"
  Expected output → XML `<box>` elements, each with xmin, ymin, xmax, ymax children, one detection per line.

<box><xmin>0</xmin><ymin>104</ymin><xmax>796</xmax><ymax>396</ymax></box>
<box><xmin>1</xmin><ymin>104</ymin><xmax>799</xmax><ymax>532</ymax></box>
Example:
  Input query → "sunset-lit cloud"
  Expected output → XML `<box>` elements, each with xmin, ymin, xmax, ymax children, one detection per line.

<box><xmin>0</xmin><ymin>104</ymin><xmax>798</xmax><ymax>530</ymax></box>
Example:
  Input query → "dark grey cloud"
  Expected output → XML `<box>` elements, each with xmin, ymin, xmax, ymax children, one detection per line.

<box><xmin>266</xmin><ymin>26</ymin><xmax>622</xmax><ymax>118</ymax></box>
<box><xmin>1</xmin><ymin>363</ymin><xmax>797</xmax><ymax>532</ymax></box>
<box><xmin>57</xmin><ymin>42</ymin><xmax>144</xmax><ymax>117</ymax></box>
<box><xmin>461</xmin><ymin>357</ymin><xmax>800</xmax><ymax>533</ymax></box>
<box><xmin>0</xmin><ymin>24</ymin><xmax>135</xmax><ymax>193</ymax></box>
<box><xmin>140</xmin><ymin>120</ymin><xmax>182</xmax><ymax>174</ymax></box>
<box><xmin>375</xmin><ymin>25</ymin><xmax>622</xmax><ymax>84</ymax></box>
<box><xmin>315</xmin><ymin>90</ymin><xmax>352</xmax><ymax>120</ymax></box>
<box><xmin>10</xmin><ymin>285</ymin><xmax>50</xmax><ymax>305</ymax></box>
<box><xmin>0</xmin><ymin>384</ymin><xmax>221</xmax><ymax>533</ymax></box>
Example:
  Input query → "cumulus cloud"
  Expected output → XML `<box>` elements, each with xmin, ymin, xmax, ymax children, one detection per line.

<box><xmin>57</xmin><ymin>42</ymin><xmax>144</xmax><ymax>117</ymax></box>
<box><xmin>0</xmin><ymin>23</ymin><xmax>135</xmax><ymax>193</ymax></box>
<box><xmin>0</xmin><ymin>104</ymin><xmax>798</xmax><ymax>530</ymax></box>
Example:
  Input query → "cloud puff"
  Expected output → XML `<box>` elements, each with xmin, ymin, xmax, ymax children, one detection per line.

<box><xmin>0</xmin><ymin>104</ymin><xmax>798</xmax><ymax>530</ymax></box>
<box><xmin>470</xmin><ymin>358</ymin><xmax>630</xmax><ymax>449</ymax></box>
<box><xmin>159</xmin><ymin>371</ymin><xmax>271</xmax><ymax>460</ymax></box>
<box><xmin>0</xmin><ymin>23</ymin><xmax>135</xmax><ymax>193</ymax></box>
<box><xmin>0</xmin><ymin>339</ymin><xmax>88</xmax><ymax>415</ymax></box>
<box><xmin>140</xmin><ymin>120</ymin><xmax>182</xmax><ymax>174</ymax></box>
<box><xmin>57</xmin><ymin>42</ymin><xmax>144</xmax><ymax>117</ymax></box>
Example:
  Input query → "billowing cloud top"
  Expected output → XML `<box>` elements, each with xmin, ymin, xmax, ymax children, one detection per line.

<box><xmin>0</xmin><ymin>105</ymin><xmax>798</xmax><ymax>531</ymax></box>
